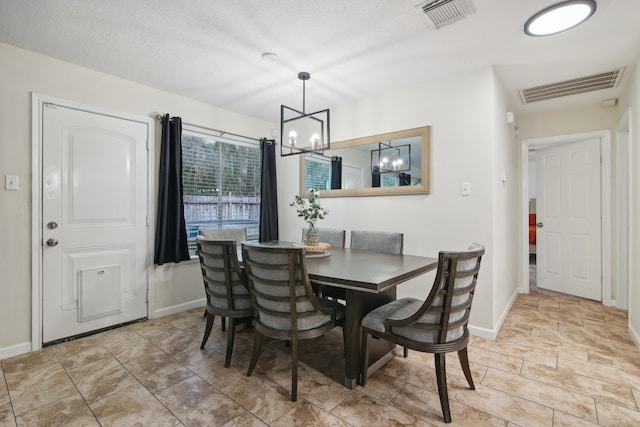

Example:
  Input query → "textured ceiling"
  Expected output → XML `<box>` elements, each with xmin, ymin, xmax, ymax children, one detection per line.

<box><xmin>1</xmin><ymin>0</ymin><xmax>639</xmax><ymax>123</ymax></box>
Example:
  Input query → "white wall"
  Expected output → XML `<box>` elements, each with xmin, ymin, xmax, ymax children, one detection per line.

<box><xmin>0</xmin><ymin>41</ymin><xmax>528</xmax><ymax>354</ymax></box>
<box><xmin>628</xmin><ymin>58</ymin><xmax>640</xmax><ymax>346</ymax></box>
<box><xmin>528</xmin><ymin>155</ymin><xmax>537</xmax><ymax>199</ymax></box>
<box><xmin>0</xmin><ymin>42</ymin><xmax>272</xmax><ymax>354</ymax></box>
<box><xmin>489</xmin><ymin>72</ymin><xmax>521</xmax><ymax>329</ymax></box>
<box><xmin>277</xmin><ymin>67</ymin><xmax>520</xmax><ymax>336</ymax></box>
<box><xmin>517</xmin><ymin>105</ymin><xmax>620</xmax><ymax>140</ymax></box>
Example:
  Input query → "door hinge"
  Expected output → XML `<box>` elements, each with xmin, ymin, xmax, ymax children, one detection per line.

<box><xmin>146</xmin><ymin>289</ymin><xmax>149</xmax><ymax>303</ymax></box>
<box><xmin>146</xmin><ymin>139</ymin><xmax>150</xmax><ymax>151</ymax></box>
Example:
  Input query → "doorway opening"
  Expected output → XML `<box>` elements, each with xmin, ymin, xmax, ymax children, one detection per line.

<box><xmin>520</xmin><ymin>130</ymin><xmax>612</xmax><ymax>304</ymax></box>
<box><xmin>527</xmin><ymin>150</ymin><xmax>538</xmax><ymax>292</ymax></box>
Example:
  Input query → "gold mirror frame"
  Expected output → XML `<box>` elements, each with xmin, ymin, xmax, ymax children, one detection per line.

<box><xmin>298</xmin><ymin>126</ymin><xmax>430</xmax><ymax>197</ymax></box>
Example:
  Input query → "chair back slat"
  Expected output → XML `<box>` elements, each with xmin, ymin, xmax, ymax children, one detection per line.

<box><xmin>199</xmin><ymin>227</ymin><xmax>247</xmax><ymax>241</ymax></box>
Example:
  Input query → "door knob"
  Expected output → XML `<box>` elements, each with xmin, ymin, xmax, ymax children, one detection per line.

<box><xmin>46</xmin><ymin>238</ymin><xmax>58</xmax><ymax>247</ymax></box>
<box><xmin>536</xmin><ymin>222</ymin><xmax>544</xmax><ymax>228</ymax></box>
<box><xmin>47</xmin><ymin>221</ymin><xmax>58</xmax><ymax>229</ymax></box>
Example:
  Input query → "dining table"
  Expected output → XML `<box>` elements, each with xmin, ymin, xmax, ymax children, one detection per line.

<box><xmin>247</xmin><ymin>241</ymin><xmax>439</xmax><ymax>389</ymax></box>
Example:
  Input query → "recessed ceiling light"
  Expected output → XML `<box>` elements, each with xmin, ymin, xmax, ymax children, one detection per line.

<box><xmin>524</xmin><ymin>0</ymin><xmax>596</xmax><ymax>37</ymax></box>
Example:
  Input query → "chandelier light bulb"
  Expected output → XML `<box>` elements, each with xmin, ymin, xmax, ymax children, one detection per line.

<box><xmin>289</xmin><ymin>130</ymin><xmax>297</xmax><ymax>146</ymax></box>
<box><xmin>310</xmin><ymin>133</ymin><xmax>320</xmax><ymax>149</ymax></box>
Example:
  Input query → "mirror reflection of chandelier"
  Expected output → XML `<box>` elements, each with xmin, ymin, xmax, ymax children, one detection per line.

<box><xmin>371</xmin><ymin>141</ymin><xmax>411</xmax><ymax>173</ymax></box>
<box><xmin>280</xmin><ymin>72</ymin><xmax>330</xmax><ymax>156</ymax></box>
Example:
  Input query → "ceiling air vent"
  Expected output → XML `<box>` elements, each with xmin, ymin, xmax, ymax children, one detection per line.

<box><xmin>519</xmin><ymin>68</ymin><xmax>625</xmax><ymax>104</ymax></box>
<box><xmin>415</xmin><ymin>0</ymin><xmax>476</xmax><ymax>29</ymax></box>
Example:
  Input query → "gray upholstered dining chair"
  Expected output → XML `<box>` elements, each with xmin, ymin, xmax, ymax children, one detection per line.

<box><xmin>197</xmin><ymin>228</ymin><xmax>252</xmax><ymax>368</ymax></box>
<box><xmin>301</xmin><ymin>227</ymin><xmax>346</xmax><ymax>248</ymax></box>
<box><xmin>350</xmin><ymin>230</ymin><xmax>404</xmax><ymax>255</ymax></box>
<box><xmin>360</xmin><ymin>243</ymin><xmax>484</xmax><ymax>423</ymax></box>
<box><xmin>241</xmin><ymin>242</ymin><xmax>346</xmax><ymax>402</ymax></box>
<box><xmin>301</xmin><ymin>227</ymin><xmax>346</xmax><ymax>298</ymax></box>
<box><xmin>198</xmin><ymin>227</ymin><xmax>248</xmax><ymax>327</ymax></box>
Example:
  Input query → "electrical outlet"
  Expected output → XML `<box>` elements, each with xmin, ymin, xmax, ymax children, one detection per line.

<box><xmin>5</xmin><ymin>175</ymin><xmax>18</xmax><ymax>191</ymax></box>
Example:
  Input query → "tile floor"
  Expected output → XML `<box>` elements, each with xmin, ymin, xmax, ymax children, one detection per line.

<box><xmin>2</xmin><ymin>288</ymin><xmax>640</xmax><ymax>426</ymax></box>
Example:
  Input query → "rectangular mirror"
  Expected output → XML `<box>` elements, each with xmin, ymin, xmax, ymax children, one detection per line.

<box><xmin>299</xmin><ymin>126</ymin><xmax>430</xmax><ymax>197</ymax></box>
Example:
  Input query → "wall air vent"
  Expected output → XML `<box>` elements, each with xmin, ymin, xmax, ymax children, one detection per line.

<box><xmin>415</xmin><ymin>0</ymin><xmax>476</xmax><ymax>29</ymax></box>
<box><xmin>519</xmin><ymin>68</ymin><xmax>625</xmax><ymax>104</ymax></box>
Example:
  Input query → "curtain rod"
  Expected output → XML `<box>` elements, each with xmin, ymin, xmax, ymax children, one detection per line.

<box><xmin>155</xmin><ymin>114</ymin><xmax>265</xmax><ymax>144</ymax></box>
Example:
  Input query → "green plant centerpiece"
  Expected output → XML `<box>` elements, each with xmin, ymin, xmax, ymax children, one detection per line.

<box><xmin>290</xmin><ymin>188</ymin><xmax>329</xmax><ymax>246</ymax></box>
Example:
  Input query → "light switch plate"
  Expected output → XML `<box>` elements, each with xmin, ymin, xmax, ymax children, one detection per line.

<box><xmin>5</xmin><ymin>175</ymin><xmax>18</xmax><ymax>191</ymax></box>
<box><xmin>461</xmin><ymin>182</ymin><xmax>471</xmax><ymax>196</ymax></box>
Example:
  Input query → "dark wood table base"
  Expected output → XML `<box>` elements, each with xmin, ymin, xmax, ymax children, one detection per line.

<box><xmin>342</xmin><ymin>287</ymin><xmax>396</xmax><ymax>388</ymax></box>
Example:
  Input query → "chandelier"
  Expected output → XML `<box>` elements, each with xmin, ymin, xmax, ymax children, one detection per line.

<box><xmin>280</xmin><ymin>72</ymin><xmax>330</xmax><ymax>156</ymax></box>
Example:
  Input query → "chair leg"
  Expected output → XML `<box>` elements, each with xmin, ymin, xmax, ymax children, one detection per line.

<box><xmin>457</xmin><ymin>347</ymin><xmax>475</xmax><ymax>390</ymax></box>
<box><xmin>221</xmin><ymin>316</ymin><xmax>226</xmax><ymax>332</ymax></box>
<box><xmin>434</xmin><ymin>353</ymin><xmax>452</xmax><ymax>423</ymax></box>
<box><xmin>403</xmin><ymin>347</ymin><xmax>409</xmax><ymax>357</ymax></box>
<box><xmin>360</xmin><ymin>329</ymin><xmax>370</xmax><ymax>386</ymax></box>
<box><xmin>200</xmin><ymin>312</ymin><xmax>214</xmax><ymax>349</ymax></box>
<box><xmin>247</xmin><ymin>332</ymin><xmax>264</xmax><ymax>377</ymax></box>
<box><xmin>224</xmin><ymin>318</ymin><xmax>237</xmax><ymax>368</ymax></box>
<box><xmin>290</xmin><ymin>339</ymin><xmax>298</xmax><ymax>402</ymax></box>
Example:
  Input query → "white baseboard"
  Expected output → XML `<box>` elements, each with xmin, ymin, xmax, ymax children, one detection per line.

<box><xmin>151</xmin><ymin>298</ymin><xmax>206</xmax><ymax>319</ymax></box>
<box><xmin>469</xmin><ymin>286</ymin><xmax>520</xmax><ymax>341</ymax></box>
<box><xmin>630</xmin><ymin>323</ymin><xmax>640</xmax><ymax>349</ymax></box>
<box><xmin>468</xmin><ymin>324</ymin><xmax>498</xmax><ymax>340</ymax></box>
<box><xmin>0</xmin><ymin>341</ymin><xmax>32</xmax><ymax>360</ymax></box>
<box><xmin>1</xmin><ymin>300</ymin><xmax>206</xmax><ymax>360</ymax></box>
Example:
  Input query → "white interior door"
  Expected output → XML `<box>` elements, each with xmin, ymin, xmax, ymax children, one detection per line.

<box><xmin>536</xmin><ymin>139</ymin><xmax>602</xmax><ymax>300</ymax></box>
<box><xmin>42</xmin><ymin>104</ymin><xmax>149</xmax><ymax>343</ymax></box>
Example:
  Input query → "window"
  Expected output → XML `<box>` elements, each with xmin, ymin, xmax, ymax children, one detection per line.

<box><xmin>304</xmin><ymin>157</ymin><xmax>331</xmax><ymax>190</ymax></box>
<box><xmin>381</xmin><ymin>174</ymin><xmax>398</xmax><ymax>187</ymax></box>
<box><xmin>182</xmin><ymin>131</ymin><xmax>261</xmax><ymax>256</ymax></box>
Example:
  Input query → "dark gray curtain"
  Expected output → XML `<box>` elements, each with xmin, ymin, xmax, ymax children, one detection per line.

<box><xmin>372</xmin><ymin>165</ymin><xmax>381</xmax><ymax>188</ymax></box>
<box><xmin>330</xmin><ymin>156</ymin><xmax>342</xmax><ymax>189</ymax></box>
<box><xmin>154</xmin><ymin>114</ymin><xmax>190</xmax><ymax>265</ymax></box>
<box><xmin>259</xmin><ymin>138</ymin><xmax>278</xmax><ymax>242</ymax></box>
